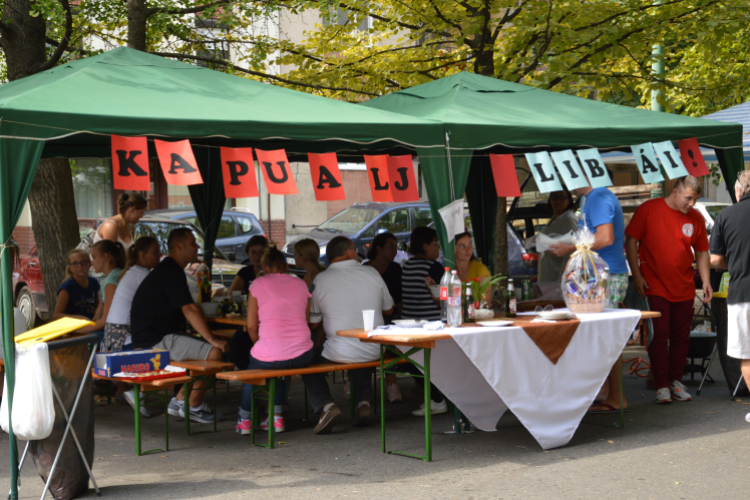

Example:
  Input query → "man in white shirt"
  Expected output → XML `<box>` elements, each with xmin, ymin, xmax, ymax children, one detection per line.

<box><xmin>303</xmin><ymin>236</ymin><xmax>394</xmax><ymax>434</ymax></box>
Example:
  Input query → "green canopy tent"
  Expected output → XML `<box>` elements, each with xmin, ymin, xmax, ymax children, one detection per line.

<box><xmin>361</xmin><ymin>72</ymin><xmax>745</xmax><ymax>271</ymax></box>
<box><xmin>0</xmin><ymin>47</ymin><xmax>447</xmax><ymax>498</ymax></box>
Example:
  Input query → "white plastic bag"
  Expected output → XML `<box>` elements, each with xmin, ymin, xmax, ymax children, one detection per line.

<box><xmin>0</xmin><ymin>343</ymin><xmax>55</xmax><ymax>440</ymax></box>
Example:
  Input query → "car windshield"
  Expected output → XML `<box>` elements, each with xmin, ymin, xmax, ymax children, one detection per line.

<box><xmin>317</xmin><ymin>207</ymin><xmax>381</xmax><ymax>234</ymax></box>
<box><xmin>134</xmin><ymin>221</ymin><xmax>226</xmax><ymax>260</ymax></box>
<box><xmin>705</xmin><ymin>205</ymin><xmax>727</xmax><ymax>221</ymax></box>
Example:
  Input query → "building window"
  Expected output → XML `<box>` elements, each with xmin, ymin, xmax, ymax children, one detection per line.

<box><xmin>71</xmin><ymin>158</ymin><xmax>113</xmax><ymax>219</ymax></box>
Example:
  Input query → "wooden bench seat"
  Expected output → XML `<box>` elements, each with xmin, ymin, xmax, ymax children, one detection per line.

<box><xmin>171</xmin><ymin>359</ymin><xmax>234</xmax><ymax>375</ymax></box>
<box><xmin>216</xmin><ymin>358</ymin><xmax>407</xmax><ymax>385</ymax></box>
<box><xmin>211</xmin><ymin>329</ymin><xmax>236</xmax><ymax>341</ymax></box>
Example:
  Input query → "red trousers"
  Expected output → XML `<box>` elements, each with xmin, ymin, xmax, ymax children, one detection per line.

<box><xmin>647</xmin><ymin>295</ymin><xmax>694</xmax><ymax>390</ymax></box>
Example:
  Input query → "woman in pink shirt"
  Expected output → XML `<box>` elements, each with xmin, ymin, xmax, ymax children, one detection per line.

<box><xmin>236</xmin><ymin>244</ymin><xmax>313</xmax><ymax>435</ymax></box>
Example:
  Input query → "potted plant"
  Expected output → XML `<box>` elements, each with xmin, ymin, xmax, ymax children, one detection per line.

<box><xmin>463</xmin><ymin>274</ymin><xmax>505</xmax><ymax>319</ymax></box>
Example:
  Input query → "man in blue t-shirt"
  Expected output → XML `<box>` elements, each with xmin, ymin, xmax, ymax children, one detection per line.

<box><xmin>549</xmin><ymin>184</ymin><xmax>628</xmax><ymax>414</ymax></box>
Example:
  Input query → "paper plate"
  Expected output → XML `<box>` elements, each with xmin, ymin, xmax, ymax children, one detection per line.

<box><xmin>536</xmin><ymin>311</ymin><xmax>574</xmax><ymax>320</ymax></box>
<box><xmin>392</xmin><ymin>319</ymin><xmax>428</xmax><ymax>328</ymax></box>
<box><xmin>476</xmin><ymin>320</ymin><xmax>514</xmax><ymax>327</ymax></box>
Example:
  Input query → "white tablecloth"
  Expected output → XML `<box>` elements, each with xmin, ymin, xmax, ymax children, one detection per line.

<box><xmin>391</xmin><ymin>309</ymin><xmax>641</xmax><ymax>450</ymax></box>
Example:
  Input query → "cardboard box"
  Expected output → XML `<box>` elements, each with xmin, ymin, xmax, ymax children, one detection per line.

<box><xmin>95</xmin><ymin>349</ymin><xmax>171</xmax><ymax>378</ymax></box>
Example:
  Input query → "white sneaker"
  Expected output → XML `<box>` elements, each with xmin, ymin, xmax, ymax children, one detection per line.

<box><xmin>412</xmin><ymin>399</ymin><xmax>448</xmax><ymax>416</ymax></box>
<box><xmin>123</xmin><ymin>389</ymin><xmax>151</xmax><ymax>417</ymax></box>
<box><xmin>670</xmin><ymin>380</ymin><xmax>692</xmax><ymax>402</ymax></box>
<box><xmin>656</xmin><ymin>387</ymin><xmax>672</xmax><ymax>404</ymax></box>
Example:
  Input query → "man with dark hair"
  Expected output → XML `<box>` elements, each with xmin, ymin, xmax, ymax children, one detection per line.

<box><xmin>625</xmin><ymin>175</ymin><xmax>712</xmax><ymax>404</ymax></box>
<box><xmin>131</xmin><ymin>228</ymin><xmax>229</xmax><ymax>423</ymax></box>
<box><xmin>711</xmin><ymin>171</ymin><xmax>750</xmax><ymax>423</ymax></box>
<box><xmin>303</xmin><ymin>237</ymin><xmax>394</xmax><ymax>434</ymax></box>
<box><xmin>325</xmin><ymin>235</ymin><xmax>353</xmax><ymax>263</ymax></box>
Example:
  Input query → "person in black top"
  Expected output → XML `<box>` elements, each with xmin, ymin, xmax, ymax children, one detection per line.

<box><xmin>365</xmin><ymin>232</ymin><xmax>404</xmax><ymax>402</ymax></box>
<box><xmin>229</xmin><ymin>235</ymin><xmax>269</xmax><ymax>295</ymax></box>
<box><xmin>710</xmin><ymin>170</ymin><xmax>750</xmax><ymax>423</ymax></box>
<box><xmin>131</xmin><ymin>227</ymin><xmax>229</xmax><ymax>424</ymax></box>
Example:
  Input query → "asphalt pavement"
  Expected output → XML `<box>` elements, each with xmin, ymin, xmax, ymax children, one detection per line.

<box><xmin>2</xmin><ymin>343</ymin><xmax>750</xmax><ymax>500</ymax></box>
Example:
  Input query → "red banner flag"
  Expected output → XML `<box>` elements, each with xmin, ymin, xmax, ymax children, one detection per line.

<box><xmin>387</xmin><ymin>155</ymin><xmax>420</xmax><ymax>202</ymax></box>
<box><xmin>220</xmin><ymin>147</ymin><xmax>259</xmax><ymax>198</ymax></box>
<box><xmin>489</xmin><ymin>154</ymin><xmax>522</xmax><ymax>197</ymax></box>
<box><xmin>255</xmin><ymin>149</ymin><xmax>298</xmax><ymax>195</ymax></box>
<box><xmin>364</xmin><ymin>155</ymin><xmax>393</xmax><ymax>202</ymax></box>
<box><xmin>308</xmin><ymin>153</ymin><xmax>346</xmax><ymax>201</ymax></box>
<box><xmin>154</xmin><ymin>139</ymin><xmax>203</xmax><ymax>186</ymax></box>
<box><xmin>111</xmin><ymin>135</ymin><xmax>151</xmax><ymax>191</ymax></box>
<box><xmin>678</xmin><ymin>137</ymin><xmax>710</xmax><ymax>178</ymax></box>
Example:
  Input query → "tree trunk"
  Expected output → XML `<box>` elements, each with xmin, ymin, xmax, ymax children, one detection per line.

<box><xmin>0</xmin><ymin>0</ymin><xmax>47</xmax><ymax>80</ymax></box>
<box><xmin>27</xmin><ymin>159</ymin><xmax>80</xmax><ymax>317</ymax></box>
<box><xmin>127</xmin><ymin>0</ymin><xmax>148</xmax><ymax>50</ymax></box>
<box><xmin>468</xmin><ymin>18</ymin><xmax>510</xmax><ymax>282</ymax></box>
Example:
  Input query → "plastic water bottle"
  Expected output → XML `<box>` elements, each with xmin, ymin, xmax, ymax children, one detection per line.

<box><xmin>439</xmin><ymin>267</ymin><xmax>451</xmax><ymax>322</ymax></box>
<box><xmin>447</xmin><ymin>270</ymin><xmax>463</xmax><ymax>327</ymax></box>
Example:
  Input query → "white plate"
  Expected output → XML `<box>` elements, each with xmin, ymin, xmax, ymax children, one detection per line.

<box><xmin>476</xmin><ymin>320</ymin><xmax>514</xmax><ymax>327</ymax></box>
<box><xmin>392</xmin><ymin>319</ymin><xmax>428</xmax><ymax>328</ymax></box>
<box><xmin>536</xmin><ymin>311</ymin><xmax>573</xmax><ymax>320</ymax></box>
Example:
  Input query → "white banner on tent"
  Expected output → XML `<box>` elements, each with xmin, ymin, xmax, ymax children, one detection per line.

<box><xmin>524</xmin><ymin>152</ymin><xmax>562</xmax><ymax>193</ymax></box>
<box><xmin>550</xmin><ymin>150</ymin><xmax>590</xmax><ymax>191</ymax></box>
<box><xmin>438</xmin><ymin>199</ymin><xmax>465</xmax><ymax>243</ymax></box>
<box><xmin>631</xmin><ymin>142</ymin><xmax>665</xmax><ymax>184</ymax></box>
<box><xmin>575</xmin><ymin>149</ymin><xmax>613</xmax><ymax>188</ymax></box>
<box><xmin>652</xmin><ymin>141</ymin><xmax>689</xmax><ymax>180</ymax></box>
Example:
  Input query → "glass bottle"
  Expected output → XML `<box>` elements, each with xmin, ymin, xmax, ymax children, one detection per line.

<box><xmin>505</xmin><ymin>279</ymin><xmax>517</xmax><ymax>318</ymax></box>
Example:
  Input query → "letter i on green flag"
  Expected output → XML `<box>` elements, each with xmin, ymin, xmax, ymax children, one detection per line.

<box><xmin>550</xmin><ymin>150</ymin><xmax>590</xmax><ymax>190</ymax></box>
<box><xmin>575</xmin><ymin>149</ymin><xmax>612</xmax><ymax>188</ymax></box>
<box><xmin>631</xmin><ymin>143</ymin><xmax>665</xmax><ymax>184</ymax></box>
<box><xmin>524</xmin><ymin>152</ymin><xmax>562</xmax><ymax>193</ymax></box>
<box><xmin>652</xmin><ymin>141</ymin><xmax>689</xmax><ymax>180</ymax></box>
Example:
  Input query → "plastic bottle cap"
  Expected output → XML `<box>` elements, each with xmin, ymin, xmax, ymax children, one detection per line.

<box><xmin>445</xmin><ymin>267</ymin><xmax>450</xmax><ymax>271</ymax></box>
<box><xmin>451</xmin><ymin>270</ymin><xmax>457</xmax><ymax>274</ymax></box>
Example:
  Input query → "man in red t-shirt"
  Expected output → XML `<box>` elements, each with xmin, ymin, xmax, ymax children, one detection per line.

<box><xmin>625</xmin><ymin>176</ymin><xmax>712</xmax><ymax>404</ymax></box>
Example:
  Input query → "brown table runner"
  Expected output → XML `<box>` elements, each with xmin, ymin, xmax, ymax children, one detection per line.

<box><xmin>507</xmin><ymin>315</ymin><xmax>580</xmax><ymax>365</ymax></box>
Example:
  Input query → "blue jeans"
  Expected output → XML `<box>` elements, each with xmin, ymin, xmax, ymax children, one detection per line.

<box><xmin>239</xmin><ymin>346</ymin><xmax>315</xmax><ymax>418</ymax></box>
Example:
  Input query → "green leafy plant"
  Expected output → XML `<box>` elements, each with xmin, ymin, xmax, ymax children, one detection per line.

<box><xmin>463</xmin><ymin>273</ymin><xmax>506</xmax><ymax>308</ymax></box>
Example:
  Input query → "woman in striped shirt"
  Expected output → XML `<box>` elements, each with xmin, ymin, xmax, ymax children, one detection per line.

<box><xmin>401</xmin><ymin>226</ymin><xmax>447</xmax><ymax>416</ymax></box>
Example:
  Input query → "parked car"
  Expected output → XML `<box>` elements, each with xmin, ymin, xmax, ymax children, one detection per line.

<box><xmin>143</xmin><ymin>208</ymin><xmax>265</xmax><ymax>262</ymax></box>
<box><xmin>694</xmin><ymin>201</ymin><xmax>730</xmax><ymax>237</ymax></box>
<box><xmin>282</xmin><ymin>201</ymin><xmax>536</xmax><ymax>280</ymax></box>
<box><xmin>13</xmin><ymin>218</ymin><xmax>242</xmax><ymax>330</ymax></box>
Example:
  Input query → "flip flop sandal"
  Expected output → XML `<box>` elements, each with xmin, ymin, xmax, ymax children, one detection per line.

<box><xmin>587</xmin><ymin>402</ymin><xmax>628</xmax><ymax>414</ymax></box>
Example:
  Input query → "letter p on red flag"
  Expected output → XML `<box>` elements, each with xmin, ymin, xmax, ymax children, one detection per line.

<box><xmin>255</xmin><ymin>149</ymin><xmax>298</xmax><ymax>195</ymax></box>
<box><xmin>220</xmin><ymin>147</ymin><xmax>259</xmax><ymax>198</ymax></box>
<box><xmin>111</xmin><ymin>135</ymin><xmax>151</xmax><ymax>191</ymax></box>
<box><xmin>308</xmin><ymin>153</ymin><xmax>346</xmax><ymax>201</ymax></box>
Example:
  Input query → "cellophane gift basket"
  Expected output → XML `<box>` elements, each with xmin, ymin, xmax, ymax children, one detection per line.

<box><xmin>561</xmin><ymin>226</ymin><xmax>610</xmax><ymax>313</ymax></box>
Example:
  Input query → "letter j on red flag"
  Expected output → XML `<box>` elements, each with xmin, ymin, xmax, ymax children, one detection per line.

<box><xmin>387</xmin><ymin>155</ymin><xmax>419</xmax><ymax>202</ymax></box>
<box><xmin>308</xmin><ymin>153</ymin><xmax>345</xmax><ymax>201</ymax></box>
<box><xmin>111</xmin><ymin>135</ymin><xmax>151</xmax><ymax>191</ymax></box>
<box><xmin>221</xmin><ymin>147</ymin><xmax>259</xmax><ymax>198</ymax></box>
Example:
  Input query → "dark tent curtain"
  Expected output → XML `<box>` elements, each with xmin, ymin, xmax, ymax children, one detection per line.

<box><xmin>188</xmin><ymin>147</ymin><xmax>226</xmax><ymax>269</ymax></box>
<box><xmin>465</xmin><ymin>155</ymin><xmax>498</xmax><ymax>273</ymax></box>
<box><xmin>0</xmin><ymin>137</ymin><xmax>44</xmax><ymax>496</ymax></box>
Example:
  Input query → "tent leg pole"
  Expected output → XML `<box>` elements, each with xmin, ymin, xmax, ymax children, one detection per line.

<box><xmin>40</xmin><ymin>345</ymin><xmax>97</xmax><ymax>500</ymax></box>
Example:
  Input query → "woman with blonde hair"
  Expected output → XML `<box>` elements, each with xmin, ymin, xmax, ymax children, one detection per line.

<box><xmin>53</xmin><ymin>248</ymin><xmax>100</xmax><ymax>322</ymax></box>
<box><xmin>293</xmin><ymin>238</ymin><xmax>326</xmax><ymax>291</ymax></box>
<box><xmin>92</xmin><ymin>192</ymin><xmax>148</xmax><ymax>251</ymax></box>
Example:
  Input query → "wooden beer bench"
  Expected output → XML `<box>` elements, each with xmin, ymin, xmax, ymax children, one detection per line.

<box><xmin>91</xmin><ymin>371</ymin><xmax>192</xmax><ymax>456</ymax></box>
<box><xmin>217</xmin><ymin>357</ymin><xmax>408</xmax><ymax>449</ymax></box>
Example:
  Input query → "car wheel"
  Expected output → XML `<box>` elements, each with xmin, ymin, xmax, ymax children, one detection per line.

<box><xmin>16</xmin><ymin>286</ymin><xmax>38</xmax><ymax>331</ymax></box>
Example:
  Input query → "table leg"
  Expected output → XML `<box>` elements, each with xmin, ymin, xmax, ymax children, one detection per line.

<box><xmin>184</xmin><ymin>380</ymin><xmax>191</xmax><ymax>436</ymax></box>
<box><xmin>380</xmin><ymin>345</ymin><xmax>386</xmax><ymax>454</ymax></box>
<box><xmin>423</xmin><ymin>348</ymin><xmax>432</xmax><ymax>462</ymax></box>
<box><xmin>134</xmin><ymin>384</ymin><xmax>142</xmax><ymax>456</ymax></box>
<box><xmin>164</xmin><ymin>389</ymin><xmax>170</xmax><ymax>452</ymax></box>
<box><xmin>267</xmin><ymin>378</ymin><xmax>276</xmax><ymax>449</ymax></box>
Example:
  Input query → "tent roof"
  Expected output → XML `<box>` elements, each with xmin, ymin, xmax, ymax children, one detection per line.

<box><xmin>361</xmin><ymin>72</ymin><xmax>743</xmax><ymax>152</ymax></box>
<box><xmin>702</xmin><ymin>102</ymin><xmax>750</xmax><ymax>154</ymax></box>
<box><xmin>0</xmin><ymin>47</ymin><xmax>443</xmax><ymax>157</ymax></box>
